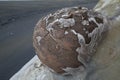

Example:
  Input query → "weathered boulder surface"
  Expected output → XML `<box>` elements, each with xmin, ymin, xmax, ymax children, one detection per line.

<box><xmin>88</xmin><ymin>0</ymin><xmax>120</xmax><ymax>80</ymax></box>
<box><xmin>33</xmin><ymin>6</ymin><xmax>108</xmax><ymax>75</ymax></box>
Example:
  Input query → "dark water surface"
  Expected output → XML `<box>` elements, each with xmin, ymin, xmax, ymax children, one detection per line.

<box><xmin>0</xmin><ymin>1</ymin><xmax>97</xmax><ymax>80</ymax></box>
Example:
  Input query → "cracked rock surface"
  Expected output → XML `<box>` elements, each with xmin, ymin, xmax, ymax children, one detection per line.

<box><xmin>33</xmin><ymin>6</ymin><xmax>108</xmax><ymax>75</ymax></box>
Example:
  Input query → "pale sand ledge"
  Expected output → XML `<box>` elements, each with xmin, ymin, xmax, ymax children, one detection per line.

<box><xmin>10</xmin><ymin>55</ymin><xmax>43</xmax><ymax>80</ymax></box>
<box><xmin>10</xmin><ymin>55</ymin><xmax>87</xmax><ymax>80</ymax></box>
<box><xmin>10</xmin><ymin>55</ymin><xmax>55</xmax><ymax>80</ymax></box>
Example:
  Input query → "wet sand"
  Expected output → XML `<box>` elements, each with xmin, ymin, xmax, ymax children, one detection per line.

<box><xmin>0</xmin><ymin>1</ymin><xmax>97</xmax><ymax>80</ymax></box>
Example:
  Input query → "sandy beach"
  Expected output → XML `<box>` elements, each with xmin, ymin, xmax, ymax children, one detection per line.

<box><xmin>0</xmin><ymin>1</ymin><xmax>97</xmax><ymax>80</ymax></box>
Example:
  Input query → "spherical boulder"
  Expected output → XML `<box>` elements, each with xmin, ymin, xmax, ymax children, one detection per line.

<box><xmin>33</xmin><ymin>6</ymin><xmax>108</xmax><ymax>75</ymax></box>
